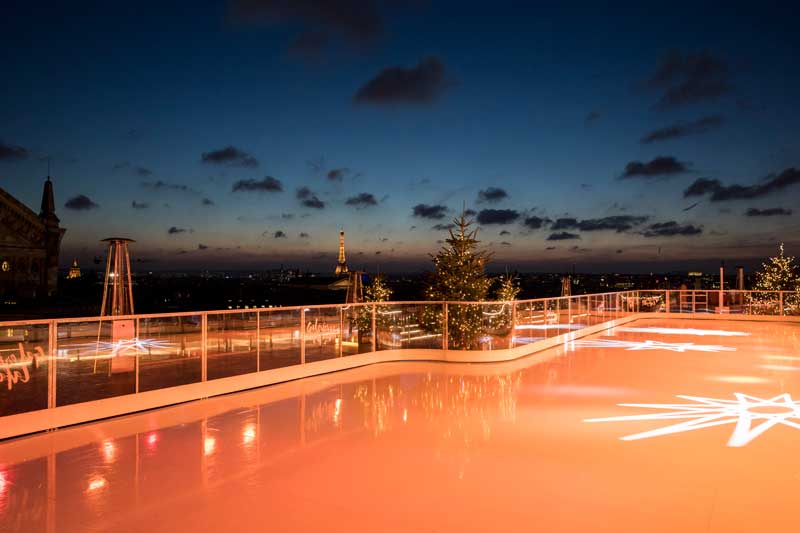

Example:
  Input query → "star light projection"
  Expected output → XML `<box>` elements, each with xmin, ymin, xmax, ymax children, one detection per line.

<box><xmin>585</xmin><ymin>393</ymin><xmax>800</xmax><ymax>447</ymax></box>
<box><xmin>573</xmin><ymin>339</ymin><xmax>735</xmax><ymax>353</ymax></box>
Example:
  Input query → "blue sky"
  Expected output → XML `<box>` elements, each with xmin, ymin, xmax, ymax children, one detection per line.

<box><xmin>1</xmin><ymin>1</ymin><xmax>799</xmax><ymax>272</ymax></box>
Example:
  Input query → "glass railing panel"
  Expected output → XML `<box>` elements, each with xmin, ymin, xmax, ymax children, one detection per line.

<box><xmin>0</xmin><ymin>322</ymin><xmax>50</xmax><ymax>416</ymax></box>
<box><xmin>138</xmin><ymin>314</ymin><xmax>202</xmax><ymax>392</ymax></box>
<box><xmin>303</xmin><ymin>306</ymin><xmax>343</xmax><ymax>363</ymax></box>
<box><xmin>340</xmin><ymin>304</ymin><xmax>371</xmax><ymax>355</ymax></box>
<box><xmin>784</xmin><ymin>292</ymin><xmax>800</xmax><ymax>316</ymax></box>
<box><xmin>55</xmin><ymin>319</ymin><xmax>135</xmax><ymax>406</ymax></box>
<box><xmin>472</xmin><ymin>302</ymin><xmax>514</xmax><ymax>350</ymax></box>
<box><xmin>258</xmin><ymin>308</ymin><xmax>302</xmax><ymax>370</ymax></box>
<box><xmin>513</xmin><ymin>300</ymin><xmax>544</xmax><ymax>346</ymax></box>
<box><xmin>207</xmin><ymin>311</ymin><xmax>258</xmax><ymax>380</ymax></box>
<box><xmin>637</xmin><ymin>291</ymin><xmax>665</xmax><ymax>313</ymax></box>
<box><xmin>747</xmin><ymin>291</ymin><xmax>781</xmax><ymax>316</ymax></box>
<box><xmin>376</xmin><ymin>302</ymin><xmax>443</xmax><ymax>350</ymax></box>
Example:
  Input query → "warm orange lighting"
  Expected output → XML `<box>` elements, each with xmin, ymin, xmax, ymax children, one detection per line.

<box><xmin>402</xmin><ymin>408</ymin><xmax>408</xmax><ymax>423</ymax></box>
<box><xmin>87</xmin><ymin>477</ymin><xmax>107</xmax><ymax>492</ymax></box>
<box><xmin>242</xmin><ymin>424</ymin><xmax>256</xmax><ymax>445</ymax></box>
<box><xmin>204</xmin><ymin>437</ymin><xmax>216</xmax><ymax>455</ymax></box>
<box><xmin>102</xmin><ymin>440</ymin><xmax>115</xmax><ymax>462</ymax></box>
<box><xmin>146</xmin><ymin>432</ymin><xmax>158</xmax><ymax>449</ymax></box>
<box><xmin>0</xmin><ymin>470</ymin><xmax>7</xmax><ymax>494</ymax></box>
<box><xmin>333</xmin><ymin>398</ymin><xmax>342</xmax><ymax>425</ymax></box>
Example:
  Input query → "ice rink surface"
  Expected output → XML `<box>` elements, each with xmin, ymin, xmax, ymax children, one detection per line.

<box><xmin>2</xmin><ymin>318</ymin><xmax>800</xmax><ymax>532</ymax></box>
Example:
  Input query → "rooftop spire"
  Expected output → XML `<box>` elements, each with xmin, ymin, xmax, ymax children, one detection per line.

<box><xmin>40</xmin><ymin>176</ymin><xmax>59</xmax><ymax>225</ymax></box>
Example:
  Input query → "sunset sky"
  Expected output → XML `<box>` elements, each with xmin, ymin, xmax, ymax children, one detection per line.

<box><xmin>2</xmin><ymin>1</ymin><xmax>799</xmax><ymax>272</ymax></box>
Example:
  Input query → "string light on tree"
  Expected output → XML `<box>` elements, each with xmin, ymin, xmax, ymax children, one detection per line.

<box><xmin>424</xmin><ymin>211</ymin><xmax>491</xmax><ymax>349</ymax></box>
<box><xmin>751</xmin><ymin>243</ymin><xmax>800</xmax><ymax>313</ymax></box>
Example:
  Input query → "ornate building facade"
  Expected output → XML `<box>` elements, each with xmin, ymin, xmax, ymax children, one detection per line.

<box><xmin>0</xmin><ymin>179</ymin><xmax>65</xmax><ymax>300</ymax></box>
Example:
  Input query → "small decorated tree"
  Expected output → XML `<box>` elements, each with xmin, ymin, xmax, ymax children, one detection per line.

<box><xmin>751</xmin><ymin>243</ymin><xmax>800</xmax><ymax>313</ymax></box>
<box><xmin>487</xmin><ymin>274</ymin><xmax>520</xmax><ymax>339</ymax></box>
<box><xmin>357</xmin><ymin>275</ymin><xmax>393</xmax><ymax>344</ymax></box>
<box><xmin>424</xmin><ymin>212</ymin><xmax>491</xmax><ymax>349</ymax></box>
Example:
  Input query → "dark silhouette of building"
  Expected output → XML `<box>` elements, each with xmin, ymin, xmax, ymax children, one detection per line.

<box><xmin>0</xmin><ymin>178</ymin><xmax>65</xmax><ymax>300</ymax></box>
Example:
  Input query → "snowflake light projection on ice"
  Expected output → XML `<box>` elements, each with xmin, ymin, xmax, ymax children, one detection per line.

<box><xmin>585</xmin><ymin>393</ymin><xmax>800</xmax><ymax>447</ymax></box>
<box><xmin>574</xmin><ymin>339</ymin><xmax>735</xmax><ymax>353</ymax></box>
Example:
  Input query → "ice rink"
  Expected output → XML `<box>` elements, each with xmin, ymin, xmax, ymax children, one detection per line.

<box><xmin>2</xmin><ymin>317</ymin><xmax>800</xmax><ymax>532</ymax></box>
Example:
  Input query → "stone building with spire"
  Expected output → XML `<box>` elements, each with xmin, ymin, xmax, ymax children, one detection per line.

<box><xmin>0</xmin><ymin>178</ymin><xmax>66</xmax><ymax>300</ymax></box>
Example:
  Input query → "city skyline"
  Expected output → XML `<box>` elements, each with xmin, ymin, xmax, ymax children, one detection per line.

<box><xmin>2</xmin><ymin>2</ymin><xmax>799</xmax><ymax>273</ymax></box>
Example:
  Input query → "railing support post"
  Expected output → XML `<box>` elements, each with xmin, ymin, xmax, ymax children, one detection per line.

<box><xmin>780</xmin><ymin>291</ymin><xmax>784</xmax><ymax>316</ymax></box>
<box><xmin>135</xmin><ymin>317</ymin><xmax>140</xmax><ymax>393</ymax></box>
<box><xmin>256</xmin><ymin>311</ymin><xmax>260</xmax><ymax>372</ymax></box>
<box><xmin>371</xmin><ymin>304</ymin><xmax>377</xmax><ymax>353</ymax></box>
<box><xmin>665</xmin><ymin>290</ymin><xmax>670</xmax><ymax>314</ymax></box>
<box><xmin>48</xmin><ymin>320</ymin><xmax>56</xmax><ymax>410</ymax></box>
<box><xmin>510</xmin><ymin>301</ymin><xmax>517</xmax><ymax>348</ymax></box>
<box><xmin>443</xmin><ymin>303</ymin><xmax>448</xmax><ymax>351</ymax></box>
<box><xmin>201</xmin><ymin>313</ymin><xmax>207</xmax><ymax>382</ymax></box>
<box><xmin>300</xmin><ymin>309</ymin><xmax>306</xmax><ymax>364</ymax></box>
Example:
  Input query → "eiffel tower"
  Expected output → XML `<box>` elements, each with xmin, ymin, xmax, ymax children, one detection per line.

<box><xmin>334</xmin><ymin>230</ymin><xmax>349</xmax><ymax>276</ymax></box>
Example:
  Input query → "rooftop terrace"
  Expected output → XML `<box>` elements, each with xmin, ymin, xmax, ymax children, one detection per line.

<box><xmin>1</xmin><ymin>290</ymin><xmax>799</xmax><ymax>531</ymax></box>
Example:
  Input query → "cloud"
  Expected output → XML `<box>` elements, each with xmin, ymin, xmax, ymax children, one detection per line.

<box><xmin>499</xmin><ymin>230</ymin><xmax>510</xmax><ymax>236</ymax></box>
<box><xmin>201</xmin><ymin>146</ymin><xmax>259</xmax><ymax>168</ymax></box>
<box><xmin>0</xmin><ymin>142</ymin><xmax>29</xmax><ymax>161</ymax></box>
<box><xmin>345</xmin><ymin>192</ymin><xmax>378</xmax><ymax>207</ymax></box>
<box><xmin>64</xmin><ymin>195</ymin><xmax>99</xmax><ymax>211</ymax></box>
<box><xmin>432</xmin><ymin>223</ymin><xmax>455</xmax><ymax>231</ymax></box>
<box><xmin>477</xmin><ymin>187</ymin><xmax>508</xmax><ymax>204</ymax></box>
<box><xmin>745</xmin><ymin>207</ymin><xmax>792</xmax><ymax>217</ymax></box>
<box><xmin>523</xmin><ymin>216</ymin><xmax>548</xmax><ymax>230</ymax></box>
<box><xmin>168</xmin><ymin>226</ymin><xmax>190</xmax><ymax>235</ymax></box>
<box><xmin>229</xmin><ymin>0</ymin><xmax>385</xmax><ymax>54</ymax></box>
<box><xmin>354</xmin><ymin>57</ymin><xmax>451</xmax><ymax>105</ymax></box>
<box><xmin>477</xmin><ymin>209</ymin><xmax>520</xmax><ymax>225</ymax></box>
<box><xmin>202</xmin><ymin>197</ymin><xmax>215</xmax><ymax>206</ymax></box>
<box><xmin>274</xmin><ymin>230</ymin><xmax>287</xmax><ymax>238</ymax></box>
<box><xmin>585</xmin><ymin>111</ymin><xmax>602</xmax><ymax>124</ymax></box>
<box><xmin>684</xmin><ymin>168</ymin><xmax>800</xmax><ymax>201</ymax></box>
<box><xmin>552</xmin><ymin>215</ymin><xmax>649</xmax><ymax>233</ymax></box>
<box><xmin>232</xmin><ymin>176</ymin><xmax>284</xmax><ymax>193</ymax></box>
<box><xmin>413</xmin><ymin>203</ymin><xmax>447</xmax><ymax>219</ymax></box>
<box><xmin>141</xmin><ymin>181</ymin><xmax>199</xmax><ymax>194</ymax></box>
<box><xmin>113</xmin><ymin>161</ymin><xmax>153</xmax><ymax>176</ymax></box>
<box><xmin>464</xmin><ymin>209</ymin><xmax>477</xmax><ymax>217</ymax></box>
<box><xmin>545</xmin><ymin>246</ymin><xmax>556</xmax><ymax>250</ymax></box>
<box><xmin>642</xmin><ymin>221</ymin><xmax>702</xmax><ymax>237</ymax></box>
<box><xmin>198</xmin><ymin>243</ymin><xmax>209</xmax><ymax>250</ymax></box>
<box><xmin>299</xmin><ymin>232</ymin><xmax>310</xmax><ymax>238</ymax></box>
<box><xmin>296</xmin><ymin>186</ymin><xmax>325</xmax><ymax>209</ymax></box>
<box><xmin>643</xmin><ymin>50</ymin><xmax>732</xmax><ymax>109</ymax></box>
<box><xmin>131</xmin><ymin>201</ymin><xmax>149</xmax><ymax>209</ymax></box>
<box><xmin>616</xmin><ymin>249</ymin><xmax>624</xmax><ymax>254</ymax></box>
<box><xmin>327</xmin><ymin>168</ymin><xmax>348</xmax><ymax>181</ymax></box>
<box><xmin>641</xmin><ymin>115</ymin><xmax>724</xmax><ymax>144</ymax></box>
<box><xmin>546</xmin><ymin>232</ymin><xmax>580</xmax><ymax>241</ymax></box>
<box><xmin>551</xmin><ymin>218</ymin><xmax>578</xmax><ymax>230</ymax></box>
<box><xmin>620</xmin><ymin>156</ymin><xmax>689</xmax><ymax>179</ymax></box>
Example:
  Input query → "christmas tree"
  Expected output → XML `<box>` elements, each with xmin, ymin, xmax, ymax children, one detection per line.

<box><xmin>357</xmin><ymin>275</ymin><xmax>393</xmax><ymax>344</ymax></box>
<box><xmin>751</xmin><ymin>243</ymin><xmax>800</xmax><ymax>313</ymax></box>
<box><xmin>424</xmin><ymin>211</ymin><xmax>491</xmax><ymax>349</ymax></box>
<box><xmin>487</xmin><ymin>274</ymin><xmax>520</xmax><ymax>340</ymax></box>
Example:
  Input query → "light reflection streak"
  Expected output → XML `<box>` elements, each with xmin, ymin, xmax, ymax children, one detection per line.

<box><xmin>242</xmin><ymin>424</ymin><xmax>256</xmax><ymax>445</ymax></box>
<box><xmin>204</xmin><ymin>437</ymin><xmax>216</xmax><ymax>456</ymax></box>
<box><xmin>514</xmin><ymin>324</ymin><xmax>585</xmax><ymax>331</ymax></box>
<box><xmin>87</xmin><ymin>476</ymin><xmax>107</xmax><ymax>492</ymax></box>
<box><xmin>617</xmin><ymin>327</ymin><xmax>749</xmax><ymax>337</ymax></box>
<box><xmin>760</xmin><ymin>364</ymin><xmax>800</xmax><ymax>372</ymax></box>
<box><xmin>102</xmin><ymin>440</ymin><xmax>115</xmax><ymax>462</ymax></box>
